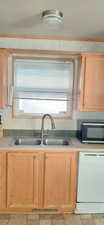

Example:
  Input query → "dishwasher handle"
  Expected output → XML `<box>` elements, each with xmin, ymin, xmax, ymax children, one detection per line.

<box><xmin>83</xmin><ymin>153</ymin><xmax>104</xmax><ymax>157</ymax></box>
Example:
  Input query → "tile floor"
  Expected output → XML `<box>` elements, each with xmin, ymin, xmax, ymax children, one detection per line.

<box><xmin>0</xmin><ymin>213</ymin><xmax>103</xmax><ymax>225</ymax></box>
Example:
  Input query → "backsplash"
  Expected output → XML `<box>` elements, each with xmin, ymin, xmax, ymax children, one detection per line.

<box><xmin>3</xmin><ymin>129</ymin><xmax>76</xmax><ymax>137</ymax></box>
<box><xmin>1</xmin><ymin>108</ymin><xmax>104</xmax><ymax>131</ymax></box>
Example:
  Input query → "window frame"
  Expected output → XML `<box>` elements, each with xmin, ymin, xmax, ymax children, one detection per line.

<box><xmin>12</xmin><ymin>54</ymin><xmax>76</xmax><ymax>119</ymax></box>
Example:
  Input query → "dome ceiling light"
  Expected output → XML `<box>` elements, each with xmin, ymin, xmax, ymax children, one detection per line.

<box><xmin>41</xmin><ymin>9</ymin><xmax>63</xmax><ymax>25</ymax></box>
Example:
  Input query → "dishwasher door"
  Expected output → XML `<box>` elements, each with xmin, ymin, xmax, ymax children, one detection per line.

<box><xmin>77</xmin><ymin>152</ymin><xmax>104</xmax><ymax>202</ymax></box>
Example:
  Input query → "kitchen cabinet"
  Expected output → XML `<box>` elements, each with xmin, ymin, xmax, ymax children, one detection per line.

<box><xmin>7</xmin><ymin>152</ymin><xmax>39</xmax><ymax>209</ymax></box>
<box><xmin>0</xmin><ymin>152</ymin><xmax>6</xmax><ymax>208</ymax></box>
<box><xmin>7</xmin><ymin>151</ymin><xmax>77</xmax><ymax>213</ymax></box>
<box><xmin>43</xmin><ymin>152</ymin><xmax>77</xmax><ymax>212</ymax></box>
<box><xmin>80</xmin><ymin>55</ymin><xmax>104</xmax><ymax>111</ymax></box>
<box><xmin>0</xmin><ymin>53</ymin><xmax>8</xmax><ymax>109</ymax></box>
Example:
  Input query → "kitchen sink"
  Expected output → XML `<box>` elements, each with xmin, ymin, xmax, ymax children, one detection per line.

<box><xmin>14</xmin><ymin>137</ymin><xmax>70</xmax><ymax>146</ymax></box>
<box><xmin>13</xmin><ymin>114</ymin><xmax>69</xmax><ymax>146</ymax></box>
<box><xmin>43</xmin><ymin>138</ymin><xmax>70</xmax><ymax>146</ymax></box>
<box><xmin>14</xmin><ymin>137</ymin><xmax>41</xmax><ymax>145</ymax></box>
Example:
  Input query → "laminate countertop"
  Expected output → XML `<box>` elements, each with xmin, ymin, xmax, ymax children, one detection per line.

<box><xmin>0</xmin><ymin>136</ymin><xmax>104</xmax><ymax>152</ymax></box>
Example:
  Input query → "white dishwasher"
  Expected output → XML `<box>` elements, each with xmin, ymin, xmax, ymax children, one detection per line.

<box><xmin>75</xmin><ymin>152</ymin><xmax>104</xmax><ymax>214</ymax></box>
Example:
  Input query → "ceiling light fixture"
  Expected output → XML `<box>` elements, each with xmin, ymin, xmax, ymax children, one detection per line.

<box><xmin>41</xmin><ymin>9</ymin><xmax>63</xmax><ymax>25</ymax></box>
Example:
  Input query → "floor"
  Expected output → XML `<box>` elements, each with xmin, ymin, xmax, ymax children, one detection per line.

<box><xmin>0</xmin><ymin>214</ymin><xmax>103</xmax><ymax>225</ymax></box>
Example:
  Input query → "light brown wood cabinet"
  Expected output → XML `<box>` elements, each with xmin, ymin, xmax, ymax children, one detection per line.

<box><xmin>43</xmin><ymin>152</ymin><xmax>76</xmax><ymax>212</ymax></box>
<box><xmin>7</xmin><ymin>151</ymin><xmax>77</xmax><ymax>213</ymax></box>
<box><xmin>0</xmin><ymin>53</ymin><xmax>8</xmax><ymax>108</ymax></box>
<box><xmin>7</xmin><ymin>152</ymin><xmax>39</xmax><ymax>209</ymax></box>
<box><xmin>80</xmin><ymin>55</ymin><xmax>104</xmax><ymax>111</ymax></box>
<box><xmin>0</xmin><ymin>152</ymin><xmax>6</xmax><ymax>209</ymax></box>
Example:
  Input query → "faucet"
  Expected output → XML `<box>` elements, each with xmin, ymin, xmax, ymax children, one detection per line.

<box><xmin>41</xmin><ymin>114</ymin><xmax>56</xmax><ymax>145</ymax></box>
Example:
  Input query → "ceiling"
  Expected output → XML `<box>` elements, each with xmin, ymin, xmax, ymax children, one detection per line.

<box><xmin>0</xmin><ymin>0</ymin><xmax>104</xmax><ymax>40</ymax></box>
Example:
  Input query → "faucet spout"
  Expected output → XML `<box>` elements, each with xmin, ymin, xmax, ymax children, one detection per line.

<box><xmin>41</xmin><ymin>114</ymin><xmax>56</xmax><ymax>145</ymax></box>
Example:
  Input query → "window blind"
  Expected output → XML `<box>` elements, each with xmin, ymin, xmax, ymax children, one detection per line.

<box><xmin>14</xmin><ymin>58</ymin><xmax>74</xmax><ymax>116</ymax></box>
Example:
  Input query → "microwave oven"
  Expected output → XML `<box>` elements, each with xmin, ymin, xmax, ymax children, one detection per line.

<box><xmin>81</xmin><ymin>122</ymin><xmax>104</xmax><ymax>143</ymax></box>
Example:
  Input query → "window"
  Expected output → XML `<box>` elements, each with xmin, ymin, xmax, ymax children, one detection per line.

<box><xmin>13</xmin><ymin>56</ymin><xmax>74</xmax><ymax>118</ymax></box>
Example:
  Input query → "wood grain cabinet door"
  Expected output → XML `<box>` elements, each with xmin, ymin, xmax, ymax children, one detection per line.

<box><xmin>0</xmin><ymin>54</ymin><xmax>8</xmax><ymax>109</ymax></box>
<box><xmin>43</xmin><ymin>152</ymin><xmax>77</xmax><ymax>212</ymax></box>
<box><xmin>7</xmin><ymin>153</ymin><xmax>39</xmax><ymax>209</ymax></box>
<box><xmin>80</xmin><ymin>55</ymin><xmax>104</xmax><ymax>111</ymax></box>
<box><xmin>0</xmin><ymin>152</ymin><xmax>6</xmax><ymax>208</ymax></box>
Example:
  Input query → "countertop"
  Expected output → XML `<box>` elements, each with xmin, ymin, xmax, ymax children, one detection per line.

<box><xmin>0</xmin><ymin>136</ymin><xmax>104</xmax><ymax>152</ymax></box>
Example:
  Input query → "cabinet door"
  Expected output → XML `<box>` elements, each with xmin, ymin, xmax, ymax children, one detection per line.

<box><xmin>0</xmin><ymin>152</ymin><xmax>6</xmax><ymax>208</ymax></box>
<box><xmin>43</xmin><ymin>152</ymin><xmax>77</xmax><ymax>212</ymax></box>
<box><xmin>0</xmin><ymin>54</ymin><xmax>8</xmax><ymax>108</ymax></box>
<box><xmin>7</xmin><ymin>153</ymin><xmax>39</xmax><ymax>209</ymax></box>
<box><xmin>80</xmin><ymin>55</ymin><xmax>104</xmax><ymax>111</ymax></box>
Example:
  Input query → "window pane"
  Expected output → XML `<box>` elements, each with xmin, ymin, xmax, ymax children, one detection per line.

<box><xmin>18</xmin><ymin>99</ymin><xmax>68</xmax><ymax>114</ymax></box>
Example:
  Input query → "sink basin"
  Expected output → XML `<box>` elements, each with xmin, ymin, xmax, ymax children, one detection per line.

<box><xmin>14</xmin><ymin>137</ymin><xmax>41</xmax><ymax>145</ymax></box>
<box><xmin>43</xmin><ymin>138</ymin><xmax>70</xmax><ymax>146</ymax></box>
<box><xmin>14</xmin><ymin>137</ymin><xmax>70</xmax><ymax>146</ymax></box>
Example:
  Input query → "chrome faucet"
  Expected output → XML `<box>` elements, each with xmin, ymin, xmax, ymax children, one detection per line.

<box><xmin>41</xmin><ymin>114</ymin><xmax>56</xmax><ymax>145</ymax></box>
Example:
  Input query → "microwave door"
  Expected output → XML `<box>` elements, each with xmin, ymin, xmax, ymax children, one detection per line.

<box><xmin>87</xmin><ymin>127</ymin><xmax>104</xmax><ymax>139</ymax></box>
<box><xmin>82</xmin><ymin>125</ymin><xmax>104</xmax><ymax>143</ymax></box>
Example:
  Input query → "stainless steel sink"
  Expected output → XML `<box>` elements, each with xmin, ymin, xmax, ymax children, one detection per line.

<box><xmin>14</xmin><ymin>137</ymin><xmax>41</xmax><ymax>145</ymax></box>
<box><xmin>13</xmin><ymin>115</ymin><xmax>70</xmax><ymax>147</ymax></box>
<box><xmin>43</xmin><ymin>138</ymin><xmax>70</xmax><ymax>146</ymax></box>
<box><xmin>14</xmin><ymin>137</ymin><xmax>70</xmax><ymax>146</ymax></box>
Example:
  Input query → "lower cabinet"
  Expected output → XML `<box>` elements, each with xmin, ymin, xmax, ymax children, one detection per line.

<box><xmin>7</xmin><ymin>153</ymin><xmax>39</xmax><ymax>209</ymax></box>
<box><xmin>0</xmin><ymin>152</ymin><xmax>6</xmax><ymax>208</ymax></box>
<box><xmin>43</xmin><ymin>152</ymin><xmax>77</xmax><ymax>211</ymax></box>
<box><xmin>7</xmin><ymin>151</ymin><xmax>77</xmax><ymax>212</ymax></box>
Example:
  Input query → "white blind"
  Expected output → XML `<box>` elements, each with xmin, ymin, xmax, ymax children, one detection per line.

<box><xmin>14</xmin><ymin>58</ymin><xmax>73</xmax><ymax>115</ymax></box>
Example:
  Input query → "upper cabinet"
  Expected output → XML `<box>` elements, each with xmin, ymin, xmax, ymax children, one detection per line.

<box><xmin>80</xmin><ymin>55</ymin><xmax>104</xmax><ymax>111</ymax></box>
<box><xmin>0</xmin><ymin>53</ymin><xmax>8</xmax><ymax>109</ymax></box>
